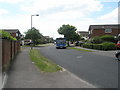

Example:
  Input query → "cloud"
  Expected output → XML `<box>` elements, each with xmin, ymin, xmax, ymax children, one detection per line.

<box><xmin>0</xmin><ymin>0</ymin><xmax>24</xmax><ymax>3</ymax></box>
<box><xmin>0</xmin><ymin>9</ymin><xmax>8</xmax><ymax>15</ymax></box>
<box><xmin>20</xmin><ymin>0</ymin><xmax>103</xmax><ymax>14</ymax></box>
<box><xmin>98</xmin><ymin>7</ymin><xmax>118</xmax><ymax>23</ymax></box>
<box><xmin>100</xmin><ymin>0</ymin><xmax>120</xmax><ymax>2</ymax></box>
<box><xmin>0</xmin><ymin>0</ymin><xmax>118</xmax><ymax>38</ymax></box>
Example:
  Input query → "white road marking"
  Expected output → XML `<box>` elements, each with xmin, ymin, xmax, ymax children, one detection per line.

<box><xmin>76</xmin><ymin>56</ymin><xmax>83</xmax><ymax>59</ymax></box>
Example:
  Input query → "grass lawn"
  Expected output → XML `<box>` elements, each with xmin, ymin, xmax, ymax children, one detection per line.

<box><xmin>69</xmin><ymin>47</ymin><xmax>94</xmax><ymax>52</ymax></box>
<box><xmin>35</xmin><ymin>43</ymin><xmax>54</xmax><ymax>47</ymax></box>
<box><xmin>29</xmin><ymin>49</ymin><xmax>62</xmax><ymax>72</ymax></box>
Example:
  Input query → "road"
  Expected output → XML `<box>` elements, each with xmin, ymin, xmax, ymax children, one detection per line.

<box><xmin>38</xmin><ymin>45</ymin><xmax>118</xmax><ymax>88</ymax></box>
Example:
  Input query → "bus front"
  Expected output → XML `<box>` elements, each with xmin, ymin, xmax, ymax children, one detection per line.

<box><xmin>56</xmin><ymin>38</ymin><xmax>66</xmax><ymax>49</ymax></box>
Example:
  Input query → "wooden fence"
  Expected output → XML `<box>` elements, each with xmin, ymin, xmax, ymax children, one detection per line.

<box><xmin>2</xmin><ymin>39</ymin><xmax>20</xmax><ymax>72</ymax></box>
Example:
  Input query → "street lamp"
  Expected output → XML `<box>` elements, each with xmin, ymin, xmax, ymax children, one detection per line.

<box><xmin>31</xmin><ymin>14</ymin><xmax>39</xmax><ymax>29</ymax></box>
<box><xmin>31</xmin><ymin>14</ymin><xmax>39</xmax><ymax>49</ymax></box>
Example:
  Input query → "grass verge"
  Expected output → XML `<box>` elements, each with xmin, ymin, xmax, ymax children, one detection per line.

<box><xmin>35</xmin><ymin>43</ymin><xmax>53</xmax><ymax>47</ymax></box>
<box><xmin>29</xmin><ymin>49</ymin><xmax>62</xmax><ymax>72</ymax></box>
<box><xmin>69</xmin><ymin>47</ymin><xmax>94</xmax><ymax>52</ymax></box>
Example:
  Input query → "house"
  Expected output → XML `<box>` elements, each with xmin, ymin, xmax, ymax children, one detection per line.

<box><xmin>3</xmin><ymin>29</ymin><xmax>22</xmax><ymax>40</ymax></box>
<box><xmin>44</xmin><ymin>36</ymin><xmax>53</xmax><ymax>43</ymax></box>
<box><xmin>77</xmin><ymin>31</ymin><xmax>89</xmax><ymax>40</ymax></box>
<box><xmin>88</xmin><ymin>24</ymin><xmax>120</xmax><ymax>38</ymax></box>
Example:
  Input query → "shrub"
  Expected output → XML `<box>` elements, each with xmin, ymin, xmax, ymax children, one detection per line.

<box><xmin>92</xmin><ymin>37</ymin><xmax>103</xmax><ymax>44</ymax></box>
<box><xmin>93</xmin><ymin>44</ymin><xmax>103</xmax><ymax>50</ymax></box>
<box><xmin>102</xmin><ymin>42</ymin><xmax>116</xmax><ymax>50</ymax></box>
<box><xmin>0</xmin><ymin>30</ymin><xmax>17</xmax><ymax>40</ymax></box>
<box><xmin>82</xmin><ymin>43</ymin><xmax>93</xmax><ymax>49</ymax></box>
<box><xmin>82</xmin><ymin>42</ymin><xmax>117</xmax><ymax>51</ymax></box>
<box><xmin>101</xmin><ymin>35</ymin><xmax>114</xmax><ymax>42</ymax></box>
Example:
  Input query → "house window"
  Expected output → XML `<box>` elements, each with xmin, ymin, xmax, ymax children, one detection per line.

<box><xmin>105</xmin><ymin>29</ymin><xmax>112</xmax><ymax>33</ymax></box>
<box><xmin>16</xmin><ymin>33</ymin><xmax>18</xmax><ymax>37</ymax></box>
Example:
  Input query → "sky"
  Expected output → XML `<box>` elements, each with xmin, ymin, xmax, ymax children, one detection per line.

<box><xmin>0</xmin><ymin>0</ymin><xmax>119</xmax><ymax>39</ymax></box>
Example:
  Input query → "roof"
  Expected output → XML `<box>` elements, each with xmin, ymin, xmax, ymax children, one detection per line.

<box><xmin>77</xmin><ymin>31</ymin><xmax>89</xmax><ymax>33</ymax></box>
<box><xmin>2</xmin><ymin>29</ymin><xmax>21</xmax><ymax>34</ymax></box>
<box><xmin>89</xmin><ymin>24</ymin><xmax>119</xmax><ymax>31</ymax></box>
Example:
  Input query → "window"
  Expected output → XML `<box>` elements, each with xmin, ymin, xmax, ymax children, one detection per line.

<box><xmin>105</xmin><ymin>29</ymin><xmax>112</xmax><ymax>33</ymax></box>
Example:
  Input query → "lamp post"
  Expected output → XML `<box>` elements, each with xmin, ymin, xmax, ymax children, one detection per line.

<box><xmin>31</xmin><ymin>14</ymin><xmax>39</xmax><ymax>49</ymax></box>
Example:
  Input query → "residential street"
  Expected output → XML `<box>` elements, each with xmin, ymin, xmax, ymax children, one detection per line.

<box><xmin>4</xmin><ymin>47</ymin><xmax>95</xmax><ymax>88</ymax></box>
<box><xmin>38</xmin><ymin>45</ymin><xmax>118</xmax><ymax>88</ymax></box>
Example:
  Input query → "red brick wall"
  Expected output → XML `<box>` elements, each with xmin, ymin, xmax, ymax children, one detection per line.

<box><xmin>90</xmin><ymin>29</ymin><xmax>120</xmax><ymax>38</ymax></box>
<box><xmin>2</xmin><ymin>39</ymin><xmax>20</xmax><ymax>71</ymax></box>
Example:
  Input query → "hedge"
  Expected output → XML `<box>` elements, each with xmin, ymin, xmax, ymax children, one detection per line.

<box><xmin>93</xmin><ymin>44</ymin><xmax>103</xmax><ymax>50</ymax></box>
<box><xmin>82</xmin><ymin>43</ymin><xmax>94</xmax><ymax>49</ymax></box>
<box><xmin>0</xmin><ymin>30</ymin><xmax>17</xmax><ymax>41</ymax></box>
<box><xmin>82</xmin><ymin>42</ymin><xmax>117</xmax><ymax>51</ymax></box>
<box><xmin>102</xmin><ymin>42</ymin><xmax>116</xmax><ymax>50</ymax></box>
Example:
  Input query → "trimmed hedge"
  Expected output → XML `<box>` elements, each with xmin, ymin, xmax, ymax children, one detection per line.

<box><xmin>93</xmin><ymin>44</ymin><xmax>103</xmax><ymax>50</ymax></box>
<box><xmin>102</xmin><ymin>42</ymin><xmax>116</xmax><ymax>50</ymax></box>
<box><xmin>82</xmin><ymin>43</ymin><xmax>94</xmax><ymax>49</ymax></box>
<box><xmin>92</xmin><ymin>37</ymin><xmax>103</xmax><ymax>44</ymax></box>
<box><xmin>82</xmin><ymin>42</ymin><xmax>116</xmax><ymax>51</ymax></box>
<box><xmin>101</xmin><ymin>35</ymin><xmax>114</xmax><ymax>43</ymax></box>
<box><xmin>0</xmin><ymin>30</ymin><xmax>17</xmax><ymax>40</ymax></box>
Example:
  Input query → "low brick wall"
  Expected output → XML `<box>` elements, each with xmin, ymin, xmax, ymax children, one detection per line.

<box><xmin>2</xmin><ymin>39</ymin><xmax>20</xmax><ymax>71</ymax></box>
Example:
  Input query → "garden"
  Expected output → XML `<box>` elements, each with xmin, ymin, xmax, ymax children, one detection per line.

<box><xmin>81</xmin><ymin>35</ymin><xmax>119</xmax><ymax>51</ymax></box>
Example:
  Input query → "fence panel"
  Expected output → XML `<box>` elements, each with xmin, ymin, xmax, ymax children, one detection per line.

<box><xmin>2</xmin><ymin>39</ymin><xmax>20</xmax><ymax>72</ymax></box>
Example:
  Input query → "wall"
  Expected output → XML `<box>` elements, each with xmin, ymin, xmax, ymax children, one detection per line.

<box><xmin>90</xmin><ymin>29</ymin><xmax>120</xmax><ymax>38</ymax></box>
<box><xmin>2</xmin><ymin>39</ymin><xmax>20</xmax><ymax>72</ymax></box>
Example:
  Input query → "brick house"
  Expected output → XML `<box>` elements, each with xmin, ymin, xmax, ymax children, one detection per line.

<box><xmin>88</xmin><ymin>24</ymin><xmax>120</xmax><ymax>38</ymax></box>
<box><xmin>3</xmin><ymin>29</ymin><xmax>22</xmax><ymax>40</ymax></box>
<box><xmin>77</xmin><ymin>31</ymin><xmax>89</xmax><ymax>40</ymax></box>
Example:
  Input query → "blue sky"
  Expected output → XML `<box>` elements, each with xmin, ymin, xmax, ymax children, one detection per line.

<box><xmin>0</xmin><ymin>0</ymin><xmax>119</xmax><ymax>38</ymax></box>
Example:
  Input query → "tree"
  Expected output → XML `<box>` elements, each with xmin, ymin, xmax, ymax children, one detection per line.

<box><xmin>25</xmin><ymin>27</ymin><xmax>42</xmax><ymax>45</ymax></box>
<box><xmin>57</xmin><ymin>24</ymin><xmax>80</xmax><ymax>41</ymax></box>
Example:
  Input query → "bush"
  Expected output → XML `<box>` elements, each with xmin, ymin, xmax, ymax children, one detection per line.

<box><xmin>92</xmin><ymin>37</ymin><xmax>103</xmax><ymax>44</ymax></box>
<box><xmin>82</xmin><ymin>42</ymin><xmax>117</xmax><ymax>51</ymax></box>
<box><xmin>102</xmin><ymin>42</ymin><xmax>116</xmax><ymax>50</ymax></box>
<box><xmin>101</xmin><ymin>35</ymin><xmax>114</xmax><ymax>42</ymax></box>
<box><xmin>0</xmin><ymin>30</ymin><xmax>17</xmax><ymax>40</ymax></box>
<box><xmin>82</xmin><ymin>43</ymin><xmax>94</xmax><ymax>49</ymax></box>
<box><xmin>93</xmin><ymin>44</ymin><xmax>103</xmax><ymax>50</ymax></box>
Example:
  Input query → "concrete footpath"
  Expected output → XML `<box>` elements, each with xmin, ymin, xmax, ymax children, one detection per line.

<box><xmin>4</xmin><ymin>48</ymin><xmax>95</xmax><ymax>88</ymax></box>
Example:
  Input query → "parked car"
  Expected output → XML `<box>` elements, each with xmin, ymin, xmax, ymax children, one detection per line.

<box><xmin>116</xmin><ymin>41</ymin><xmax>120</xmax><ymax>48</ymax></box>
<box><xmin>75</xmin><ymin>41</ymin><xmax>85</xmax><ymax>46</ymax></box>
<box><xmin>115</xmin><ymin>51</ymin><xmax>120</xmax><ymax>61</ymax></box>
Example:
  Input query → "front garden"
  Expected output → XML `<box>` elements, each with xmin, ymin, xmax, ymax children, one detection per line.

<box><xmin>81</xmin><ymin>35</ymin><xmax>119</xmax><ymax>51</ymax></box>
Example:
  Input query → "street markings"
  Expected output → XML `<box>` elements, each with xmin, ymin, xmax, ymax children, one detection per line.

<box><xmin>76</xmin><ymin>56</ymin><xmax>83</xmax><ymax>59</ymax></box>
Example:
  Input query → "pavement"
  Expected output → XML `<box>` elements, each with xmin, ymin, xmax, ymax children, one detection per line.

<box><xmin>3</xmin><ymin>47</ymin><xmax>95</xmax><ymax>88</ymax></box>
<box><xmin>75</xmin><ymin>46</ymin><xmax>117</xmax><ymax>58</ymax></box>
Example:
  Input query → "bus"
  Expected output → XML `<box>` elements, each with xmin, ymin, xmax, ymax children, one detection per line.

<box><xmin>56</xmin><ymin>38</ymin><xmax>66</xmax><ymax>49</ymax></box>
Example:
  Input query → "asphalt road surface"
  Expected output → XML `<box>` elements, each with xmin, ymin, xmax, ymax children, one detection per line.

<box><xmin>38</xmin><ymin>45</ymin><xmax>118</xmax><ymax>88</ymax></box>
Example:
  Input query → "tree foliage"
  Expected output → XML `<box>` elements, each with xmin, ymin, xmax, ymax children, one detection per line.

<box><xmin>57</xmin><ymin>24</ymin><xmax>80</xmax><ymax>41</ymax></box>
<box><xmin>25</xmin><ymin>27</ymin><xmax>42</xmax><ymax>44</ymax></box>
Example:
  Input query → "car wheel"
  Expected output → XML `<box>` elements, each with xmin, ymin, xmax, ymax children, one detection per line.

<box><xmin>118</xmin><ymin>54</ymin><xmax>120</xmax><ymax>61</ymax></box>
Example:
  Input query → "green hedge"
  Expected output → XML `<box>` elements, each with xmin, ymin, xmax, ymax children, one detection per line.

<box><xmin>102</xmin><ymin>42</ymin><xmax>116</xmax><ymax>50</ymax></box>
<box><xmin>82</xmin><ymin>42</ymin><xmax>116</xmax><ymax>51</ymax></box>
<box><xmin>0</xmin><ymin>30</ymin><xmax>17</xmax><ymax>41</ymax></box>
<box><xmin>93</xmin><ymin>44</ymin><xmax>103</xmax><ymax>50</ymax></box>
<box><xmin>82</xmin><ymin>43</ymin><xmax>94</xmax><ymax>49</ymax></box>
